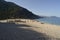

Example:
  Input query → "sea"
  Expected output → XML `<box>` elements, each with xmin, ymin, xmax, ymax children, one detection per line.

<box><xmin>36</xmin><ymin>17</ymin><xmax>60</xmax><ymax>25</ymax></box>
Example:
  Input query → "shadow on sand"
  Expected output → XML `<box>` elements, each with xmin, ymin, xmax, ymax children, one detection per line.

<box><xmin>0</xmin><ymin>22</ymin><xmax>59</xmax><ymax>40</ymax></box>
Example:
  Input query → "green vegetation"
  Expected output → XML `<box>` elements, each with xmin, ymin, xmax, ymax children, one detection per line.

<box><xmin>0</xmin><ymin>0</ymin><xmax>40</xmax><ymax>20</ymax></box>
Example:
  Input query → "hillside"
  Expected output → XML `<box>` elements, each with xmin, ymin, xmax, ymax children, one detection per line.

<box><xmin>0</xmin><ymin>0</ymin><xmax>41</xmax><ymax>20</ymax></box>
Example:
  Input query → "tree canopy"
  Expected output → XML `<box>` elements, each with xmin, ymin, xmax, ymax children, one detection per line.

<box><xmin>0</xmin><ymin>0</ymin><xmax>40</xmax><ymax>20</ymax></box>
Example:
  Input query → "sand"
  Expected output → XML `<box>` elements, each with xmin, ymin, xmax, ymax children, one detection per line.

<box><xmin>0</xmin><ymin>19</ymin><xmax>60</xmax><ymax>40</ymax></box>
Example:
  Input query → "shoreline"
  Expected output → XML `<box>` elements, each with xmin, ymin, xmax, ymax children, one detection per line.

<box><xmin>0</xmin><ymin>19</ymin><xmax>60</xmax><ymax>40</ymax></box>
<box><xmin>35</xmin><ymin>19</ymin><xmax>60</xmax><ymax>26</ymax></box>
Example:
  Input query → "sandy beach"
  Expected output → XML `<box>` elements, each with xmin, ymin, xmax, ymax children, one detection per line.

<box><xmin>0</xmin><ymin>19</ymin><xmax>60</xmax><ymax>40</ymax></box>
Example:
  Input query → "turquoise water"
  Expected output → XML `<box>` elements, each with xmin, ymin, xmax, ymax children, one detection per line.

<box><xmin>36</xmin><ymin>17</ymin><xmax>60</xmax><ymax>25</ymax></box>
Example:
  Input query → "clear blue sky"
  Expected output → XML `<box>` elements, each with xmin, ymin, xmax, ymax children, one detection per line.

<box><xmin>5</xmin><ymin>0</ymin><xmax>60</xmax><ymax>17</ymax></box>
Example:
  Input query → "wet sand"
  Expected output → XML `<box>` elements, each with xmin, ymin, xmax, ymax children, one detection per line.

<box><xmin>0</xmin><ymin>19</ymin><xmax>60</xmax><ymax>40</ymax></box>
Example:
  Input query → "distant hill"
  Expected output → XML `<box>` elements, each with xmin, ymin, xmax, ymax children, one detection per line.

<box><xmin>50</xmin><ymin>16</ymin><xmax>57</xmax><ymax>18</ymax></box>
<box><xmin>0</xmin><ymin>0</ymin><xmax>41</xmax><ymax>20</ymax></box>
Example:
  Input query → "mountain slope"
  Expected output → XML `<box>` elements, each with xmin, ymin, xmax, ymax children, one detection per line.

<box><xmin>0</xmin><ymin>0</ymin><xmax>40</xmax><ymax>19</ymax></box>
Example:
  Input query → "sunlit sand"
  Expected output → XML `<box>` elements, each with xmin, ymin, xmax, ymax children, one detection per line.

<box><xmin>0</xmin><ymin>19</ymin><xmax>60</xmax><ymax>40</ymax></box>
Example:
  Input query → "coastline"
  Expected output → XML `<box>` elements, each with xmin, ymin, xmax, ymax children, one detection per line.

<box><xmin>0</xmin><ymin>19</ymin><xmax>60</xmax><ymax>40</ymax></box>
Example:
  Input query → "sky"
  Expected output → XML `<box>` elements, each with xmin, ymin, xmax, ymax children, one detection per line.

<box><xmin>5</xmin><ymin>0</ymin><xmax>60</xmax><ymax>17</ymax></box>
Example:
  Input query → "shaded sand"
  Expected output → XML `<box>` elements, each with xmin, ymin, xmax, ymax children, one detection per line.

<box><xmin>0</xmin><ymin>19</ymin><xmax>60</xmax><ymax>40</ymax></box>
